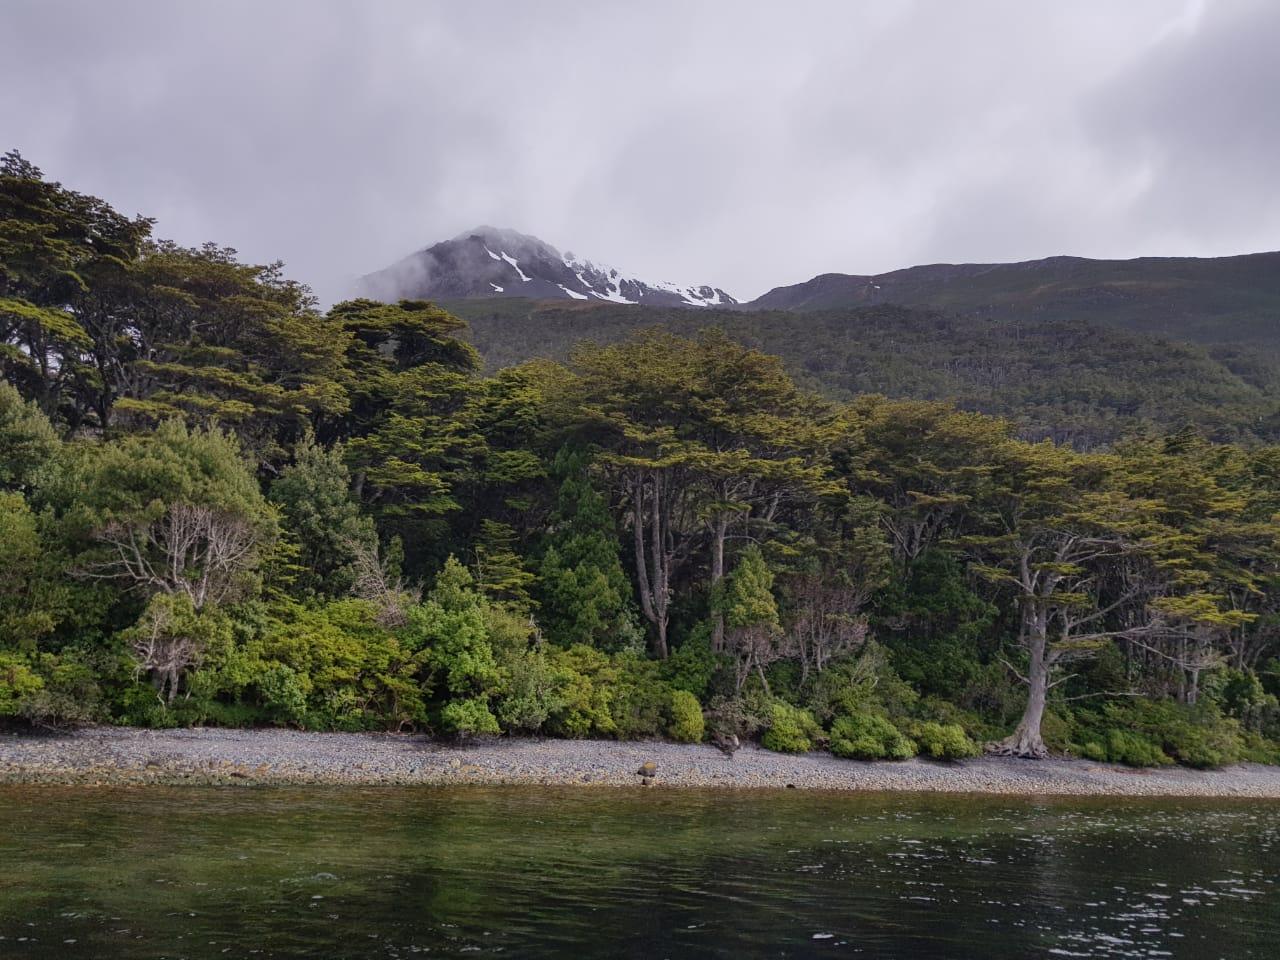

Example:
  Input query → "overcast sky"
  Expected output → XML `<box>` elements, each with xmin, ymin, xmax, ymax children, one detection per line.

<box><xmin>3</xmin><ymin>0</ymin><xmax>1276</xmax><ymax>304</ymax></box>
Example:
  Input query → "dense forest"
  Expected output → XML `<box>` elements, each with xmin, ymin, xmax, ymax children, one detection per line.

<box><xmin>450</xmin><ymin>298</ymin><xmax>1280</xmax><ymax>449</ymax></box>
<box><xmin>3</xmin><ymin>150</ymin><xmax>1279</xmax><ymax>767</ymax></box>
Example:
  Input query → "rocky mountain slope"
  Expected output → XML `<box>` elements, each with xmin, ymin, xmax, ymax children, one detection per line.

<box><xmin>359</xmin><ymin>226</ymin><xmax>736</xmax><ymax>308</ymax></box>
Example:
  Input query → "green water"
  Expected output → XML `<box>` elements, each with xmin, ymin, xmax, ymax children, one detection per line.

<box><xmin>0</xmin><ymin>787</ymin><xmax>1275</xmax><ymax>958</ymax></box>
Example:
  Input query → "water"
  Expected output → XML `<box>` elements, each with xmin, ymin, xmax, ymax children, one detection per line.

<box><xmin>0</xmin><ymin>787</ymin><xmax>1275</xmax><ymax>958</ymax></box>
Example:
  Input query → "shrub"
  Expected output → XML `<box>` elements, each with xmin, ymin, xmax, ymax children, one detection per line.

<box><xmin>662</xmin><ymin>624</ymin><xmax>721</xmax><ymax>700</ymax></box>
<box><xmin>1097</xmin><ymin>699</ymin><xmax>1244</xmax><ymax>769</ymax></box>
<box><xmin>610</xmin><ymin>655</ymin><xmax>668</xmax><ymax>739</ymax></box>
<box><xmin>761</xmin><ymin>701</ymin><xmax>822</xmax><ymax>753</ymax></box>
<box><xmin>257</xmin><ymin>599</ymin><xmax>427</xmax><ymax>731</ymax></box>
<box><xmin>829</xmin><ymin>712</ymin><xmax>915</xmax><ymax>760</ymax></box>
<box><xmin>545</xmin><ymin>644</ymin><xmax>619</xmax><ymax>738</ymax></box>
<box><xmin>495</xmin><ymin>648</ymin><xmax>565</xmax><ymax>733</ymax></box>
<box><xmin>256</xmin><ymin>663</ymin><xmax>308</xmax><ymax>726</ymax></box>
<box><xmin>912</xmin><ymin>721</ymin><xmax>980</xmax><ymax>760</ymax></box>
<box><xmin>1079</xmin><ymin>740</ymin><xmax>1107</xmax><ymax>762</ymax></box>
<box><xmin>667</xmin><ymin>690</ymin><xmax>704</xmax><ymax>743</ymax></box>
<box><xmin>0</xmin><ymin>653</ymin><xmax>43</xmax><ymax>717</ymax></box>
<box><xmin>1105</xmin><ymin>728</ymin><xmax>1171</xmax><ymax>767</ymax></box>
<box><xmin>704</xmin><ymin>688</ymin><xmax>773</xmax><ymax>742</ymax></box>
<box><xmin>440</xmin><ymin>696</ymin><xmax>500</xmax><ymax>736</ymax></box>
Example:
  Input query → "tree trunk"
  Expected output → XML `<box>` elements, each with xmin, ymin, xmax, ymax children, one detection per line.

<box><xmin>709</xmin><ymin>514</ymin><xmax>728</xmax><ymax>652</ymax></box>
<box><xmin>631</xmin><ymin>471</ymin><xmax>669</xmax><ymax>659</ymax></box>
<box><xmin>995</xmin><ymin>621</ymin><xmax>1050</xmax><ymax>759</ymax></box>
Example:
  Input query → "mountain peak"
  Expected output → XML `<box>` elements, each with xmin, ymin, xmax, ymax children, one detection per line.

<box><xmin>359</xmin><ymin>229</ymin><xmax>736</xmax><ymax>308</ymax></box>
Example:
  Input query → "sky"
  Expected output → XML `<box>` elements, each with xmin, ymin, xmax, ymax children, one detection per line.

<box><xmin>2</xmin><ymin>0</ymin><xmax>1277</xmax><ymax>305</ymax></box>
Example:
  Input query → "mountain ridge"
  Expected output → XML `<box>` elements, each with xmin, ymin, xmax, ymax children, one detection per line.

<box><xmin>361</xmin><ymin>231</ymin><xmax>1280</xmax><ymax>345</ymax></box>
<box><xmin>744</xmin><ymin>251</ymin><xmax>1280</xmax><ymax>344</ymax></box>
<box><xmin>358</xmin><ymin>226</ymin><xmax>736</xmax><ymax>308</ymax></box>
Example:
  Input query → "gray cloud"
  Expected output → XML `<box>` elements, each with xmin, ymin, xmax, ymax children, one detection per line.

<box><xmin>1</xmin><ymin>0</ymin><xmax>1272</xmax><ymax>304</ymax></box>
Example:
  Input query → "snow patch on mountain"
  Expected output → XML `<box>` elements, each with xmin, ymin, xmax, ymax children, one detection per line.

<box><xmin>358</xmin><ymin>227</ymin><xmax>737</xmax><ymax>308</ymax></box>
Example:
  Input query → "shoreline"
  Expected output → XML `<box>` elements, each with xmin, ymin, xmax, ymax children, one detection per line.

<box><xmin>2</xmin><ymin>726</ymin><xmax>1279</xmax><ymax>797</ymax></box>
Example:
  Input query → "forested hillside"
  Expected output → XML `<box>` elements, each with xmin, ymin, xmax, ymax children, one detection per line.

<box><xmin>746</xmin><ymin>252</ymin><xmax>1280</xmax><ymax>346</ymax></box>
<box><xmin>449</xmin><ymin>298</ymin><xmax>1280</xmax><ymax>448</ymax></box>
<box><xmin>4</xmin><ymin>151</ymin><xmax>1280</xmax><ymax>768</ymax></box>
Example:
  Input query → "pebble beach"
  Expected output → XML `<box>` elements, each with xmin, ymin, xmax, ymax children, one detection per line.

<box><xmin>3</xmin><ymin>726</ymin><xmax>1280</xmax><ymax>796</ymax></box>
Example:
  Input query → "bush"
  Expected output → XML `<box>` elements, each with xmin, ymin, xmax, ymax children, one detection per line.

<box><xmin>1082</xmin><ymin>699</ymin><xmax>1245</xmax><ymax>769</ymax></box>
<box><xmin>829</xmin><ymin>712</ymin><xmax>915</xmax><ymax>760</ymax></box>
<box><xmin>0</xmin><ymin>652</ymin><xmax>43</xmax><ymax>717</ymax></box>
<box><xmin>1105</xmin><ymin>729</ymin><xmax>1171</xmax><ymax>767</ymax></box>
<box><xmin>761</xmin><ymin>701</ymin><xmax>822</xmax><ymax>753</ymax></box>
<box><xmin>256</xmin><ymin>599</ymin><xmax>427</xmax><ymax>731</ymax></box>
<box><xmin>704</xmin><ymin>689</ymin><xmax>773</xmax><ymax>742</ymax></box>
<box><xmin>545</xmin><ymin>644</ymin><xmax>619</xmax><ymax>738</ymax></box>
<box><xmin>440</xmin><ymin>696</ymin><xmax>500</xmax><ymax>736</ymax></box>
<box><xmin>495</xmin><ymin>648</ymin><xmax>565</xmax><ymax>733</ymax></box>
<box><xmin>667</xmin><ymin>690</ymin><xmax>704</xmax><ymax>743</ymax></box>
<box><xmin>911</xmin><ymin>721</ymin><xmax>980</xmax><ymax>760</ymax></box>
<box><xmin>662</xmin><ymin>624</ymin><xmax>721</xmax><ymax>700</ymax></box>
<box><xmin>806</xmin><ymin>644</ymin><xmax>916</xmax><ymax>725</ymax></box>
<box><xmin>1079</xmin><ymin>740</ymin><xmax>1107</xmax><ymax>762</ymax></box>
<box><xmin>256</xmin><ymin>663</ymin><xmax>308</xmax><ymax>726</ymax></box>
<box><xmin>610</xmin><ymin>655</ymin><xmax>668</xmax><ymax>739</ymax></box>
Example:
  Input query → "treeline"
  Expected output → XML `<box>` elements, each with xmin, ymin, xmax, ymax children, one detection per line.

<box><xmin>3</xmin><ymin>151</ymin><xmax>1279</xmax><ymax>767</ymax></box>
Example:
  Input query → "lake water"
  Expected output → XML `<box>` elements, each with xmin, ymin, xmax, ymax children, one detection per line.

<box><xmin>0</xmin><ymin>787</ymin><xmax>1275</xmax><ymax>958</ymax></box>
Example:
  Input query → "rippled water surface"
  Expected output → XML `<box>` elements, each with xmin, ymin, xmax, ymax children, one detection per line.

<box><xmin>0</xmin><ymin>786</ymin><xmax>1276</xmax><ymax>958</ymax></box>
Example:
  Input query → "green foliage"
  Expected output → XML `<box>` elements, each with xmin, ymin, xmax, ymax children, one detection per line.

<box><xmin>719</xmin><ymin>546</ymin><xmax>780</xmax><ymax>631</ymax></box>
<box><xmin>471</xmin><ymin>519</ymin><xmax>537</xmax><ymax>612</ymax></box>
<box><xmin>535</xmin><ymin>449</ymin><xmax>640</xmax><ymax>650</ymax></box>
<box><xmin>910</xmin><ymin>721</ymin><xmax>980</xmax><ymax>760</ymax></box>
<box><xmin>268</xmin><ymin>435</ymin><xmax>375</xmax><ymax>597</ymax></box>
<box><xmin>661</xmin><ymin>624</ymin><xmax>721</xmax><ymax>700</ymax></box>
<box><xmin>666</xmin><ymin>690</ymin><xmax>705</xmax><ymax>743</ymax></box>
<box><xmin>440</xmin><ymin>697</ymin><xmax>501</xmax><ymax>736</ymax></box>
<box><xmin>1075</xmin><ymin>700</ymin><xmax>1246</xmax><ymax>769</ymax></box>
<box><xmin>544</xmin><ymin>644</ymin><xmax>622</xmax><ymax>738</ymax></box>
<box><xmin>406</xmin><ymin>558</ymin><xmax>500</xmax><ymax>735</ymax></box>
<box><xmin>494</xmin><ymin>645</ymin><xmax>565</xmax><ymax>733</ymax></box>
<box><xmin>451</xmin><ymin>296</ymin><xmax>1280</xmax><ymax>447</ymax></box>
<box><xmin>1103</xmin><ymin>730</ymin><xmax>1172</xmax><ymax>768</ymax></box>
<box><xmin>829</xmin><ymin>712</ymin><xmax>916</xmax><ymax>760</ymax></box>
<box><xmin>0</xmin><ymin>651</ymin><xmax>42</xmax><ymax>716</ymax></box>
<box><xmin>67</xmin><ymin>420</ymin><xmax>279</xmax><ymax>608</ymax></box>
<box><xmin>0</xmin><ymin>491</ymin><xmax>70</xmax><ymax>647</ymax></box>
<box><xmin>247</xmin><ymin>599</ymin><xmax>426</xmax><ymax>731</ymax></box>
<box><xmin>761</xmin><ymin>701</ymin><xmax>822</xmax><ymax>753</ymax></box>
<box><xmin>3</xmin><ymin>153</ymin><xmax>1280</xmax><ymax>770</ymax></box>
<box><xmin>0</xmin><ymin>382</ymin><xmax>59</xmax><ymax>493</ymax></box>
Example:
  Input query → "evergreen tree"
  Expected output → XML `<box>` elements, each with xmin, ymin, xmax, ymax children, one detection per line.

<box><xmin>268</xmin><ymin>434</ymin><xmax>376</xmax><ymax>598</ymax></box>
<box><xmin>535</xmin><ymin>449</ymin><xmax>640</xmax><ymax>650</ymax></box>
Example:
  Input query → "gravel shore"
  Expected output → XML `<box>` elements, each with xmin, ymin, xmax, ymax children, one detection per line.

<box><xmin>2</xmin><ymin>726</ymin><xmax>1280</xmax><ymax>796</ymax></box>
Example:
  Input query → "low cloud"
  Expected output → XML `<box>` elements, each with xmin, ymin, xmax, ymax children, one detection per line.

<box><xmin>1</xmin><ymin>0</ymin><xmax>1271</xmax><ymax>304</ymax></box>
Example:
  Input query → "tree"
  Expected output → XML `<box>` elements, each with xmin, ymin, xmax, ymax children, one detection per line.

<box><xmin>844</xmin><ymin>397</ymin><xmax>1008</xmax><ymax>565</ymax></box>
<box><xmin>268</xmin><ymin>433</ymin><xmax>376</xmax><ymax>597</ymax></box>
<box><xmin>0</xmin><ymin>381</ymin><xmax>59</xmax><ymax>493</ymax></box>
<box><xmin>405</xmin><ymin>557</ymin><xmax>501</xmax><ymax>735</ymax></box>
<box><xmin>72</xmin><ymin>421</ymin><xmax>278</xmax><ymax>609</ymax></box>
<box><xmin>535</xmin><ymin>448</ymin><xmax>640</xmax><ymax>650</ymax></box>
<box><xmin>0</xmin><ymin>491</ymin><xmax>69</xmax><ymax>648</ymax></box>
<box><xmin>717</xmin><ymin>546</ymin><xmax>782</xmax><ymax>694</ymax></box>
<box><xmin>0</xmin><ymin>150</ymin><xmax>152</xmax><ymax>423</ymax></box>
<box><xmin>568</xmin><ymin>330</ymin><xmax>834</xmax><ymax>657</ymax></box>
<box><xmin>783</xmin><ymin>499</ymin><xmax>890</xmax><ymax>683</ymax></box>
<box><xmin>330</xmin><ymin>299</ymin><xmax>486</xmax><ymax>566</ymax></box>
<box><xmin>967</xmin><ymin>441</ymin><xmax>1173</xmax><ymax>757</ymax></box>
<box><xmin>471</xmin><ymin>519</ymin><xmax>537</xmax><ymax>612</ymax></box>
<box><xmin>101</xmin><ymin>242</ymin><xmax>351</xmax><ymax>460</ymax></box>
